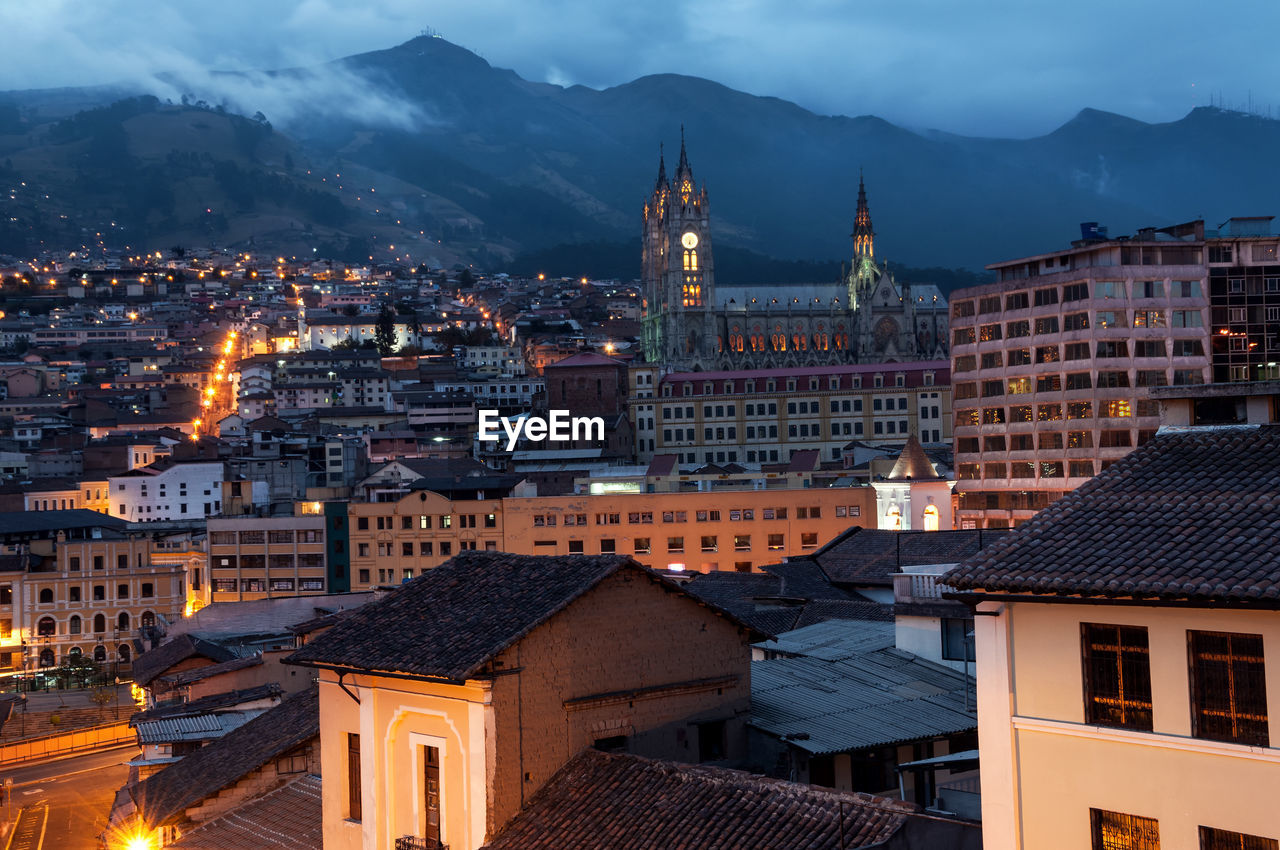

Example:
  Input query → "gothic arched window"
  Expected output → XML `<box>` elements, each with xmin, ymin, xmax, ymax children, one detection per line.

<box><xmin>683</xmin><ymin>249</ymin><xmax>698</xmax><ymax>271</ymax></box>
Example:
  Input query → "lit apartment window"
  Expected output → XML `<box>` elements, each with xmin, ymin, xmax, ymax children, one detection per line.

<box><xmin>1090</xmin><ymin>809</ymin><xmax>1159</xmax><ymax>850</ymax></box>
<box><xmin>1082</xmin><ymin>624</ymin><xmax>1153</xmax><ymax>730</ymax></box>
<box><xmin>1189</xmin><ymin>630</ymin><xmax>1269</xmax><ymax>747</ymax></box>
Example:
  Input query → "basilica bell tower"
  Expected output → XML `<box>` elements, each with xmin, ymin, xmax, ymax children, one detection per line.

<box><xmin>641</xmin><ymin>132</ymin><xmax>717</xmax><ymax>370</ymax></box>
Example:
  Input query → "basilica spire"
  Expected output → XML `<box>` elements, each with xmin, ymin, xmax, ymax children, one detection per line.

<box><xmin>676</xmin><ymin>125</ymin><xmax>692</xmax><ymax>179</ymax></box>
<box><xmin>655</xmin><ymin>142</ymin><xmax>667</xmax><ymax>189</ymax></box>
<box><xmin>852</xmin><ymin>170</ymin><xmax>874</xmax><ymax>260</ymax></box>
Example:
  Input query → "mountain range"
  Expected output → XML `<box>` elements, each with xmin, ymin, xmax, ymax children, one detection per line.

<box><xmin>2</xmin><ymin>35</ymin><xmax>1278</xmax><ymax>281</ymax></box>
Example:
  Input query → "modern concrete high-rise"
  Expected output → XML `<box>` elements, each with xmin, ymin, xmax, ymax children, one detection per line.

<box><xmin>950</xmin><ymin>221</ymin><xmax>1211</xmax><ymax>528</ymax></box>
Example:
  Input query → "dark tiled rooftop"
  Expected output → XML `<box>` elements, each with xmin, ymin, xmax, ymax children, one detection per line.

<box><xmin>288</xmin><ymin>552</ymin><xmax>752</xmax><ymax>681</ymax></box>
<box><xmin>481</xmin><ymin>749</ymin><xmax>914</xmax><ymax>850</ymax></box>
<box><xmin>683</xmin><ymin>568</ymin><xmax>890</xmax><ymax>636</ymax></box>
<box><xmin>155</xmin><ymin>655</ymin><xmax>263</xmax><ymax>690</ymax></box>
<box><xmin>167</xmin><ymin>774</ymin><xmax>321</xmax><ymax>850</ymax></box>
<box><xmin>947</xmin><ymin>426</ymin><xmax>1280</xmax><ymax>603</ymax></box>
<box><xmin>132</xmin><ymin>635</ymin><xmax>238</xmax><ymax>688</ymax></box>
<box><xmin>138</xmin><ymin>686</ymin><xmax>318</xmax><ymax>828</ymax></box>
<box><xmin>807</xmin><ymin>528</ymin><xmax>1007</xmax><ymax>588</ymax></box>
<box><xmin>130</xmin><ymin>683</ymin><xmax>282</xmax><ymax>726</ymax></box>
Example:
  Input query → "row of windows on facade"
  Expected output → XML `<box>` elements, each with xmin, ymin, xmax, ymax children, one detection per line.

<box><xmin>661</xmin><ymin>372</ymin><xmax>934</xmax><ymax>397</ymax></box>
<box><xmin>211</xmin><ymin>578</ymin><xmax>326</xmax><ymax>593</ymax></box>
<box><xmin>209</xmin><ymin>530</ymin><xmax>324</xmax><ymax>545</ymax></box>
<box><xmin>662</xmin><ymin>419</ymin><xmax>915</xmax><ymax>443</ymax></box>
<box><xmin>31</xmin><ymin>610</ymin><xmax>158</xmax><ymax>636</ymax></box>
<box><xmin>355</xmin><ymin>540</ymin><xmax>495</xmax><ymax>559</ymax></box>
<box><xmin>956</xmin><ymin>400</ymin><xmax>1158</xmax><ymax>426</ymax></box>
<box><xmin>952</xmin><ymin>279</ymin><xmax>1207</xmax><ymax>318</ymax></box>
<box><xmin>34</xmin><ymin>583</ymin><xmax>159</xmax><ymax>602</ymax></box>
<box><xmin>118</xmin><ymin>502</ymin><xmax>220</xmax><ymax>516</ymax></box>
<box><xmin>956</xmin><ymin>339</ymin><xmax>1206</xmax><ymax>373</ymax></box>
<box><xmin>213</xmin><ymin>555</ymin><xmax>324</xmax><ymax>570</ymax></box>
<box><xmin>115</xmin><ymin>481</ymin><xmax>215</xmax><ymax>494</ymax></box>
<box><xmin>531</xmin><ymin>506</ymin><xmax>836</xmax><ymax>526</ymax></box>
<box><xmin>1089</xmin><ymin>808</ymin><xmax>1275</xmax><ymax>850</ymax></box>
<box><xmin>536</xmin><ymin>533</ymin><xmax>823</xmax><ymax>556</ymax></box>
<box><xmin>953</xmin><ymin>311</ymin><xmax>1205</xmax><ymax>345</ymax></box>
<box><xmin>957</xmin><ymin>459</ymin><xmax>1124</xmax><ymax>480</ymax></box>
<box><xmin>351</xmin><ymin>514</ymin><xmax>497</xmax><ymax>532</ymax></box>
<box><xmin>722</xmin><ymin>331</ymin><xmax>850</xmax><ymax>354</ymax></box>
<box><xmin>658</xmin><ymin>397</ymin><xmax>927</xmax><ymax>422</ymax></box>
<box><xmin>1081</xmin><ymin>624</ymin><xmax>1271</xmax><ymax>746</ymax></box>
<box><xmin>957</xmin><ymin>430</ymin><xmax>1148</xmax><ymax>454</ymax></box>
<box><xmin>64</xmin><ymin>554</ymin><xmax>148</xmax><ymax>571</ymax></box>
<box><xmin>350</xmin><ymin>540</ymin><xmax>496</xmax><ymax>566</ymax></box>
<box><xmin>956</xmin><ymin>373</ymin><xmax>1178</xmax><ymax>398</ymax></box>
<box><xmin>34</xmin><ymin>644</ymin><xmax>132</xmax><ymax>666</ymax></box>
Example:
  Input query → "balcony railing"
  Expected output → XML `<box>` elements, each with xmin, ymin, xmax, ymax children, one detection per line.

<box><xmin>396</xmin><ymin>838</ymin><xmax>448</xmax><ymax>850</ymax></box>
<box><xmin>893</xmin><ymin>572</ymin><xmax>946</xmax><ymax>603</ymax></box>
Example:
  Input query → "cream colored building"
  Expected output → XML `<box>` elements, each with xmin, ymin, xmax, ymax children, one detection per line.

<box><xmin>948</xmin><ymin>425</ymin><xmax>1280</xmax><ymax>849</ymax></box>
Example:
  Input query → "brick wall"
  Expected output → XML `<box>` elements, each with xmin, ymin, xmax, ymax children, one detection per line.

<box><xmin>486</xmin><ymin>570</ymin><xmax>752</xmax><ymax>833</ymax></box>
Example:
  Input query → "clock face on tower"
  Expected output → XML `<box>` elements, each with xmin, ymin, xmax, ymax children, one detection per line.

<box><xmin>681</xmin><ymin>231</ymin><xmax>699</xmax><ymax>249</ymax></box>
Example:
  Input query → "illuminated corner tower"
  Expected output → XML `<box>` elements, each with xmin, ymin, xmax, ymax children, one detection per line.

<box><xmin>641</xmin><ymin>132</ymin><xmax>717</xmax><ymax>370</ymax></box>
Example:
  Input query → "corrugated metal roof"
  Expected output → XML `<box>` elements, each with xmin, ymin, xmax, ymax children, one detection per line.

<box><xmin>750</xmin><ymin>648</ymin><xmax>976</xmax><ymax>755</ymax></box>
<box><xmin>761</xmin><ymin>619</ymin><xmax>894</xmax><ymax>661</ymax></box>
<box><xmin>135</xmin><ymin>709</ymin><xmax>265</xmax><ymax>744</ymax></box>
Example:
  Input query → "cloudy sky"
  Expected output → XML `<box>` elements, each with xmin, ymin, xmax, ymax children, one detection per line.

<box><xmin>4</xmin><ymin>0</ymin><xmax>1277</xmax><ymax>137</ymax></box>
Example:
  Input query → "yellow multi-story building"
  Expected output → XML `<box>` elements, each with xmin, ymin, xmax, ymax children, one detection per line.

<box><xmin>949</xmin><ymin>425</ymin><xmax>1280</xmax><ymax>849</ymax></box>
<box><xmin>20</xmin><ymin>478</ymin><xmax>111</xmax><ymax>514</ymax></box>
<box><xmin>1</xmin><ymin>531</ymin><xmax>186</xmax><ymax>672</ymax></box>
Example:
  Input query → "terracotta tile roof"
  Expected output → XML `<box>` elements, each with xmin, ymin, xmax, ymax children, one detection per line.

<box><xmin>168</xmin><ymin>774</ymin><xmax>321</xmax><ymax>850</ymax></box>
<box><xmin>683</xmin><ymin>567</ymin><xmax>891</xmax><ymax>636</ymax></box>
<box><xmin>287</xmin><ymin>552</ymin><xmax>758</xmax><ymax>681</ymax></box>
<box><xmin>132</xmin><ymin>635</ymin><xmax>238</xmax><ymax>688</ymax></box>
<box><xmin>947</xmin><ymin>425</ymin><xmax>1280</xmax><ymax>603</ymax></box>
<box><xmin>543</xmin><ymin>351</ymin><xmax>625</xmax><ymax>369</ymax></box>
<box><xmin>137</xmin><ymin>687</ymin><xmax>318</xmax><ymax>828</ymax></box>
<box><xmin>806</xmin><ymin>528</ymin><xmax>1008</xmax><ymax>588</ymax></box>
<box><xmin>481</xmin><ymin>749</ymin><xmax>914</xmax><ymax>850</ymax></box>
<box><xmin>644</xmin><ymin>454</ymin><xmax>678</xmax><ymax>476</ymax></box>
<box><xmin>130</xmin><ymin>684</ymin><xmax>282</xmax><ymax>726</ymax></box>
<box><xmin>155</xmin><ymin>655</ymin><xmax>263</xmax><ymax>690</ymax></box>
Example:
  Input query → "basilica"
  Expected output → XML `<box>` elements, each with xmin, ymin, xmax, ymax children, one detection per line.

<box><xmin>640</xmin><ymin>139</ymin><xmax>949</xmax><ymax>371</ymax></box>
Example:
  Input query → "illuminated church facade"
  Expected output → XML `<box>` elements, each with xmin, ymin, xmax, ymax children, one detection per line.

<box><xmin>640</xmin><ymin>139</ymin><xmax>949</xmax><ymax>371</ymax></box>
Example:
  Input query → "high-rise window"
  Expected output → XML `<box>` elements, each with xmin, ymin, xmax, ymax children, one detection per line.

<box><xmin>1082</xmin><ymin>624</ymin><xmax>1153</xmax><ymax>730</ymax></box>
<box><xmin>1189</xmin><ymin>631</ymin><xmax>1269</xmax><ymax>747</ymax></box>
